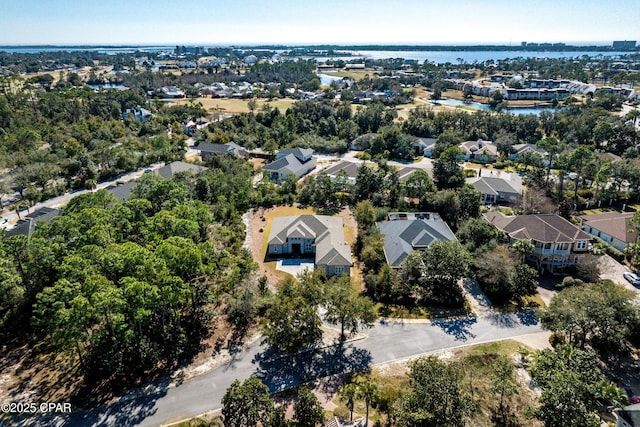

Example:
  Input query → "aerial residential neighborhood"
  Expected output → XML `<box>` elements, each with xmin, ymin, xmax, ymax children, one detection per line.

<box><xmin>1</xmin><ymin>2</ymin><xmax>640</xmax><ymax>427</ymax></box>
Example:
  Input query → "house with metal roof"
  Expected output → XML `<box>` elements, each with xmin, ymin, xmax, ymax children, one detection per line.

<box><xmin>483</xmin><ymin>212</ymin><xmax>591</xmax><ymax>273</ymax></box>
<box><xmin>467</xmin><ymin>175</ymin><xmax>522</xmax><ymax>204</ymax></box>
<box><xmin>263</xmin><ymin>148</ymin><xmax>316</xmax><ymax>181</ymax></box>
<box><xmin>581</xmin><ymin>211</ymin><xmax>638</xmax><ymax>252</ymax></box>
<box><xmin>376</xmin><ymin>212</ymin><xmax>456</xmax><ymax>268</ymax></box>
<box><xmin>267</xmin><ymin>215</ymin><xmax>353</xmax><ymax>276</ymax></box>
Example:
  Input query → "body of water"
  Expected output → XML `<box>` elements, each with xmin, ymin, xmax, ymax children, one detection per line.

<box><xmin>433</xmin><ymin>98</ymin><xmax>560</xmax><ymax>116</ymax></box>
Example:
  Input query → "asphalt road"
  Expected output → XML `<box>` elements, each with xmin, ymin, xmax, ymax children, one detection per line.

<box><xmin>24</xmin><ymin>310</ymin><xmax>542</xmax><ymax>427</ymax></box>
<box><xmin>0</xmin><ymin>162</ymin><xmax>165</xmax><ymax>226</ymax></box>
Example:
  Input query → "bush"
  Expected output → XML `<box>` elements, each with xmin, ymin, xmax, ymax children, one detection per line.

<box><xmin>332</xmin><ymin>406</ymin><xmax>350</xmax><ymax>420</ymax></box>
<box><xmin>464</xmin><ymin>169</ymin><xmax>478</xmax><ymax>178</ymax></box>
<box><xmin>555</xmin><ymin>276</ymin><xmax>584</xmax><ymax>290</ymax></box>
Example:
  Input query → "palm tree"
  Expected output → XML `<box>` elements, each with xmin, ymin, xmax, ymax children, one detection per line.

<box><xmin>339</xmin><ymin>383</ymin><xmax>358</xmax><ymax>422</ymax></box>
<box><xmin>357</xmin><ymin>379</ymin><xmax>378</xmax><ymax>426</ymax></box>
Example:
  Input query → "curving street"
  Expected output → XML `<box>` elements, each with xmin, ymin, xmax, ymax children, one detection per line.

<box><xmin>24</xmin><ymin>310</ymin><xmax>544</xmax><ymax>427</ymax></box>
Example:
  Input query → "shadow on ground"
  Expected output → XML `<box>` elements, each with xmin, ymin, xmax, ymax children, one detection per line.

<box><xmin>253</xmin><ymin>343</ymin><xmax>372</xmax><ymax>393</ymax></box>
<box><xmin>432</xmin><ymin>316</ymin><xmax>478</xmax><ymax>341</ymax></box>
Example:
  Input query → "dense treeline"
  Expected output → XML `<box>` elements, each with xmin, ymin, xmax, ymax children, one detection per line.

<box><xmin>0</xmin><ymin>77</ymin><xmax>200</xmax><ymax>209</ymax></box>
<box><xmin>0</xmin><ymin>156</ymin><xmax>261</xmax><ymax>384</ymax></box>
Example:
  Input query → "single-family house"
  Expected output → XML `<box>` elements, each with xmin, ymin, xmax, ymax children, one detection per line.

<box><xmin>198</xmin><ymin>142</ymin><xmax>248</xmax><ymax>160</ymax></box>
<box><xmin>4</xmin><ymin>207</ymin><xmax>62</xmax><ymax>238</ymax></box>
<box><xmin>414</xmin><ymin>137</ymin><xmax>437</xmax><ymax>158</ymax></box>
<box><xmin>321</xmin><ymin>160</ymin><xmax>360</xmax><ymax>184</ymax></box>
<box><xmin>122</xmin><ymin>105</ymin><xmax>153</xmax><ymax>121</ymax></box>
<box><xmin>263</xmin><ymin>148</ymin><xmax>316</xmax><ymax>181</ymax></box>
<box><xmin>581</xmin><ymin>211</ymin><xmax>638</xmax><ymax>252</ymax></box>
<box><xmin>155</xmin><ymin>161</ymin><xmax>208</xmax><ymax>179</ymax></box>
<box><xmin>161</xmin><ymin>86</ymin><xmax>185</xmax><ymax>98</ymax></box>
<box><xmin>350</xmin><ymin>133</ymin><xmax>377</xmax><ymax>151</ymax></box>
<box><xmin>467</xmin><ymin>175</ymin><xmax>522</xmax><ymax>204</ymax></box>
<box><xmin>459</xmin><ymin>139</ymin><xmax>499</xmax><ymax>162</ymax></box>
<box><xmin>106</xmin><ymin>181</ymin><xmax>137</xmax><ymax>201</ymax></box>
<box><xmin>397</xmin><ymin>166</ymin><xmax>434</xmax><ymax>181</ymax></box>
<box><xmin>510</xmin><ymin>144</ymin><xmax>549</xmax><ymax>164</ymax></box>
<box><xmin>484</xmin><ymin>212</ymin><xmax>591</xmax><ymax>273</ymax></box>
<box><xmin>267</xmin><ymin>215</ymin><xmax>353</xmax><ymax>276</ymax></box>
<box><xmin>376</xmin><ymin>212</ymin><xmax>456</xmax><ymax>268</ymax></box>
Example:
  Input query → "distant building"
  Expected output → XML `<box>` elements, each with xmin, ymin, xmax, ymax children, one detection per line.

<box><xmin>377</xmin><ymin>212</ymin><xmax>456</xmax><ymax>268</ymax></box>
<box><xmin>4</xmin><ymin>207</ymin><xmax>62</xmax><ymax>238</ymax></box>
<box><xmin>122</xmin><ymin>105</ymin><xmax>153</xmax><ymax>121</ymax></box>
<box><xmin>161</xmin><ymin>86</ymin><xmax>185</xmax><ymax>98</ymax></box>
<box><xmin>198</xmin><ymin>142</ymin><xmax>248</xmax><ymax>160</ymax></box>
<box><xmin>267</xmin><ymin>215</ymin><xmax>353</xmax><ymax>276</ymax></box>
<box><xmin>155</xmin><ymin>161</ymin><xmax>208</xmax><ymax>179</ymax></box>
<box><xmin>613</xmin><ymin>40</ymin><xmax>637</xmax><ymax>49</ymax></box>
<box><xmin>106</xmin><ymin>181</ymin><xmax>137</xmax><ymax>201</ymax></box>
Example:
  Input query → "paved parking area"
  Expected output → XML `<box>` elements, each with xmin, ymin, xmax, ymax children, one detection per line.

<box><xmin>599</xmin><ymin>254</ymin><xmax>638</xmax><ymax>292</ymax></box>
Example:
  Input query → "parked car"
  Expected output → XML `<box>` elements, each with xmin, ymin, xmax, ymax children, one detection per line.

<box><xmin>623</xmin><ymin>272</ymin><xmax>640</xmax><ymax>286</ymax></box>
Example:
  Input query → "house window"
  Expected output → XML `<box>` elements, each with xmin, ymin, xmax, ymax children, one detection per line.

<box><xmin>335</xmin><ymin>266</ymin><xmax>344</xmax><ymax>275</ymax></box>
<box><xmin>305</xmin><ymin>243</ymin><xmax>313</xmax><ymax>252</ymax></box>
<box><xmin>575</xmin><ymin>240</ymin><xmax>587</xmax><ymax>250</ymax></box>
<box><xmin>272</xmin><ymin>246</ymin><xmax>278</xmax><ymax>253</ymax></box>
<box><xmin>544</xmin><ymin>243</ymin><xmax>552</xmax><ymax>250</ymax></box>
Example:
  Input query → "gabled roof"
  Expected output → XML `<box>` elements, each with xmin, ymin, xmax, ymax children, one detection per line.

<box><xmin>322</xmin><ymin>160</ymin><xmax>360</xmax><ymax>179</ymax></box>
<box><xmin>198</xmin><ymin>143</ymin><xmax>233</xmax><ymax>154</ymax></box>
<box><xmin>468</xmin><ymin>176</ymin><xmax>522</xmax><ymax>196</ymax></box>
<box><xmin>512</xmin><ymin>143</ymin><xmax>548</xmax><ymax>157</ymax></box>
<box><xmin>5</xmin><ymin>207</ymin><xmax>62</xmax><ymax>238</ymax></box>
<box><xmin>263</xmin><ymin>153</ymin><xmax>310</xmax><ymax>176</ymax></box>
<box><xmin>107</xmin><ymin>181</ymin><xmax>137</xmax><ymax>201</ymax></box>
<box><xmin>277</xmin><ymin>147</ymin><xmax>313</xmax><ymax>161</ymax></box>
<box><xmin>582</xmin><ymin>211</ymin><xmax>638</xmax><ymax>244</ymax></box>
<box><xmin>377</xmin><ymin>216</ymin><xmax>456</xmax><ymax>267</ymax></box>
<box><xmin>268</xmin><ymin>215</ymin><xmax>352</xmax><ymax>267</ymax></box>
<box><xmin>483</xmin><ymin>212</ymin><xmax>591</xmax><ymax>243</ymax></box>
<box><xmin>156</xmin><ymin>161</ymin><xmax>208</xmax><ymax>179</ymax></box>
<box><xmin>459</xmin><ymin>139</ymin><xmax>498</xmax><ymax>156</ymax></box>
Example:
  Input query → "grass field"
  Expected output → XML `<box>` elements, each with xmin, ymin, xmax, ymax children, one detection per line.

<box><xmin>162</xmin><ymin>97</ymin><xmax>297</xmax><ymax>115</ymax></box>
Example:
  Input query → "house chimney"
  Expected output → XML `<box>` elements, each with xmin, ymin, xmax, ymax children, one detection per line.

<box><xmin>477</xmin><ymin>138</ymin><xmax>483</xmax><ymax>148</ymax></box>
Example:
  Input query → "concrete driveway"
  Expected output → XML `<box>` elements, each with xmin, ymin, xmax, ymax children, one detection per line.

<box><xmin>598</xmin><ymin>254</ymin><xmax>639</xmax><ymax>293</ymax></box>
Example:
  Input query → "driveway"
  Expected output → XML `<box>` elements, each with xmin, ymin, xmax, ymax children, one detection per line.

<box><xmin>598</xmin><ymin>254</ymin><xmax>639</xmax><ymax>293</ymax></box>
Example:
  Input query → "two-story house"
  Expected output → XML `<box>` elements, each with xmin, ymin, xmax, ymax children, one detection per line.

<box><xmin>262</xmin><ymin>147</ymin><xmax>316</xmax><ymax>182</ymax></box>
<box><xmin>484</xmin><ymin>212</ymin><xmax>591</xmax><ymax>273</ymax></box>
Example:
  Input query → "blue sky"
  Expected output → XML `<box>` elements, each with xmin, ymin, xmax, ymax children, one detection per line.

<box><xmin>1</xmin><ymin>0</ymin><xmax>638</xmax><ymax>45</ymax></box>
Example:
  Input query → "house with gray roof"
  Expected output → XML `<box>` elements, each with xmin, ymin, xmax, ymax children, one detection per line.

<box><xmin>376</xmin><ymin>212</ymin><xmax>456</xmax><ymax>268</ymax></box>
<box><xmin>267</xmin><ymin>215</ymin><xmax>353</xmax><ymax>276</ymax></box>
<box><xmin>414</xmin><ymin>137</ymin><xmax>437</xmax><ymax>158</ymax></box>
<box><xmin>459</xmin><ymin>139</ymin><xmax>498</xmax><ymax>162</ymax></box>
<box><xmin>467</xmin><ymin>174</ymin><xmax>522</xmax><ymax>204</ymax></box>
<box><xmin>510</xmin><ymin>144</ymin><xmax>549</xmax><ymax>163</ymax></box>
<box><xmin>483</xmin><ymin>212</ymin><xmax>591</xmax><ymax>273</ymax></box>
<box><xmin>321</xmin><ymin>160</ymin><xmax>360</xmax><ymax>184</ymax></box>
<box><xmin>155</xmin><ymin>161</ymin><xmax>208</xmax><ymax>179</ymax></box>
<box><xmin>4</xmin><ymin>207</ymin><xmax>62</xmax><ymax>238</ymax></box>
<box><xmin>263</xmin><ymin>148</ymin><xmax>316</xmax><ymax>182</ymax></box>
<box><xmin>106</xmin><ymin>181</ymin><xmax>137</xmax><ymax>201</ymax></box>
<box><xmin>198</xmin><ymin>142</ymin><xmax>248</xmax><ymax>160</ymax></box>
